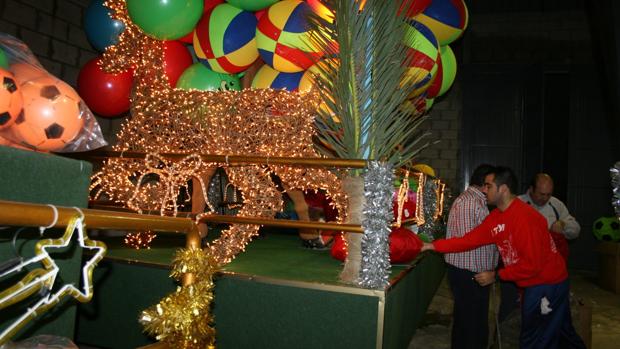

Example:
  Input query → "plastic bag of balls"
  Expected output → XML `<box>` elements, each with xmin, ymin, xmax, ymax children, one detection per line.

<box><xmin>0</xmin><ymin>33</ymin><xmax>107</xmax><ymax>152</ymax></box>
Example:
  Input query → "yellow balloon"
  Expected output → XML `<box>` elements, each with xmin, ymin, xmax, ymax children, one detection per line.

<box><xmin>412</xmin><ymin>163</ymin><xmax>436</xmax><ymax>177</ymax></box>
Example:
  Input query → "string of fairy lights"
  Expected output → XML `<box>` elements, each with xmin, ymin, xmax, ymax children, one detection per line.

<box><xmin>93</xmin><ymin>0</ymin><xmax>348</xmax><ymax>266</ymax></box>
<box><xmin>91</xmin><ymin>1</ymin><xmax>446</xmax><ymax>347</ymax></box>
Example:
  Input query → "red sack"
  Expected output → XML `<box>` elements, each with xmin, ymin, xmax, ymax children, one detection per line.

<box><xmin>330</xmin><ymin>227</ymin><xmax>423</xmax><ymax>264</ymax></box>
<box><xmin>389</xmin><ymin>227</ymin><xmax>423</xmax><ymax>263</ymax></box>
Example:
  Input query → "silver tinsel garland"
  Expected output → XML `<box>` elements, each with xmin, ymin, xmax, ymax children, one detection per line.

<box><xmin>418</xmin><ymin>178</ymin><xmax>440</xmax><ymax>240</ymax></box>
<box><xmin>359</xmin><ymin>161</ymin><xmax>394</xmax><ymax>289</ymax></box>
<box><xmin>611</xmin><ymin>161</ymin><xmax>620</xmax><ymax>218</ymax></box>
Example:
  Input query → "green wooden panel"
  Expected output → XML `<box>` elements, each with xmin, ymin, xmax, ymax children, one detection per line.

<box><xmin>0</xmin><ymin>146</ymin><xmax>92</xmax><ymax>342</ymax></box>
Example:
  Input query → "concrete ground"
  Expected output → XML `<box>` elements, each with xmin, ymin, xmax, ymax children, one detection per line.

<box><xmin>409</xmin><ymin>270</ymin><xmax>620</xmax><ymax>349</ymax></box>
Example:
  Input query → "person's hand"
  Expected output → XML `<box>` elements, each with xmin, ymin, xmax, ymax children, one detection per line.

<box><xmin>550</xmin><ymin>220</ymin><xmax>565</xmax><ymax>233</ymax></box>
<box><xmin>421</xmin><ymin>242</ymin><xmax>435</xmax><ymax>252</ymax></box>
<box><xmin>474</xmin><ymin>271</ymin><xmax>496</xmax><ymax>286</ymax></box>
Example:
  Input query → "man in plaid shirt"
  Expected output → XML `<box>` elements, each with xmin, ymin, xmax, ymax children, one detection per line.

<box><xmin>444</xmin><ymin>164</ymin><xmax>498</xmax><ymax>349</ymax></box>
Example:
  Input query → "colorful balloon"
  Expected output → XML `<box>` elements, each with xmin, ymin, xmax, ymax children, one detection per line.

<box><xmin>163</xmin><ymin>41</ymin><xmax>194</xmax><ymax>88</ymax></box>
<box><xmin>251</xmin><ymin>64</ymin><xmax>304</xmax><ymax>90</ymax></box>
<box><xmin>193</xmin><ymin>3</ymin><xmax>259</xmax><ymax>74</ymax></box>
<box><xmin>437</xmin><ymin>45</ymin><xmax>456</xmax><ymax>97</ymax></box>
<box><xmin>127</xmin><ymin>0</ymin><xmax>204</xmax><ymax>40</ymax></box>
<box><xmin>0</xmin><ymin>48</ymin><xmax>9</xmax><ymax>69</ymax></box>
<box><xmin>413</xmin><ymin>0</ymin><xmax>468</xmax><ymax>46</ymax></box>
<box><xmin>412</xmin><ymin>163</ymin><xmax>435</xmax><ymax>177</ymax></box>
<box><xmin>403</xmin><ymin>20</ymin><xmax>440</xmax><ymax>97</ymax></box>
<box><xmin>77</xmin><ymin>57</ymin><xmax>133</xmax><ymax>117</ymax></box>
<box><xmin>398</xmin><ymin>0</ymin><xmax>432</xmax><ymax>18</ymax></box>
<box><xmin>0</xmin><ymin>68</ymin><xmax>22</xmax><ymax>130</ymax></box>
<box><xmin>256</xmin><ymin>0</ymin><xmax>323</xmax><ymax>73</ymax></box>
<box><xmin>226</xmin><ymin>0</ymin><xmax>279</xmax><ymax>11</ymax></box>
<box><xmin>84</xmin><ymin>0</ymin><xmax>125</xmax><ymax>51</ymax></box>
<box><xmin>10</xmin><ymin>76</ymin><xmax>84</xmax><ymax>151</ymax></box>
<box><xmin>178</xmin><ymin>0</ymin><xmax>225</xmax><ymax>43</ymax></box>
<box><xmin>176</xmin><ymin>63</ymin><xmax>241</xmax><ymax>91</ymax></box>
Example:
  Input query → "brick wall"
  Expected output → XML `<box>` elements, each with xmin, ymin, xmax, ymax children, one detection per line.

<box><xmin>0</xmin><ymin>0</ymin><xmax>119</xmax><ymax>145</ymax></box>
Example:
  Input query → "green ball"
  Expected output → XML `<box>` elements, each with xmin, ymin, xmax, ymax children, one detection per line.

<box><xmin>176</xmin><ymin>63</ymin><xmax>241</xmax><ymax>91</ymax></box>
<box><xmin>226</xmin><ymin>0</ymin><xmax>279</xmax><ymax>11</ymax></box>
<box><xmin>593</xmin><ymin>216</ymin><xmax>620</xmax><ymax>242</ymax></box>
<box><xmin>127</xmin><ymin>0</ymin><xmax>203</xmax><ymax>40</ymax></box>
<box><xmin>0</xmin><ymin>48</ymin><xmax>9</xmax><ymax>69</ymax></box>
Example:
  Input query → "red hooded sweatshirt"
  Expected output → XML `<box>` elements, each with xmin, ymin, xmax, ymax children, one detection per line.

<box><xmin>433</xmin><ymin>198</ymin><xmax>567</xmax><ymax>288</ymax></box>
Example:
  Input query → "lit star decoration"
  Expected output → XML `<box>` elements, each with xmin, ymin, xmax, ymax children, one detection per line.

<box><xmin>0</xmin><ymin>216</ymin><xmax>106</xmax><ymax>345</ymax></box>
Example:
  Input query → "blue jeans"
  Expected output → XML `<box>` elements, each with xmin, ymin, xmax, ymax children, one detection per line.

<box><xmin>520</xmin><ymin>279</ymin><xmax>586</xmax><ymax>349</ymax></box>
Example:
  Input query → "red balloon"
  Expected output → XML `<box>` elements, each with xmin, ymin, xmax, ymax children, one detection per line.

<box><xmin>178</xmin><ymin>0</ymin><xmax>224</xmax><ymax>43</ymax></box>
<box><xmin>77</xmin><ymin>56</ymin><xmax>133</xmax><ymax>117</ymax></box>
<box><xmin>163</xmin><ymin>40</ymin><xmax>193</xmax><ymax>88</ymax></box>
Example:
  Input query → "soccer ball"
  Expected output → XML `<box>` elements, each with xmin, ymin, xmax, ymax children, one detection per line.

<box><xmin>10</xmin><ymin>75</ymin><xmax>83</xmax><ymax>151</ymax></box>
<box><xmin>593</xmin><ymin>216</ymin><xmax>620</xmax><ymax>242</ymax></box>
<box><xmin>0</xmin><ymin>68</ymin><xmax>23</xmax><ymax>130</ymax></box>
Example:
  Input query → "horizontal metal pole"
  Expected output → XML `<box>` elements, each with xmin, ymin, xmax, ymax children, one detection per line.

<box><xmin>0</xmin><ymin>200</ymin><xmax>194</xmax><ymax>234</ymax></box>
<box><xmin>198</xmin><ymin>214</ymin><xmax>364</xmax><ymax>233</ymax></box>
<box><xmin>68</xmin><ymin>150</ymin><xmax>369</xmax><ymax>168</ymax></box>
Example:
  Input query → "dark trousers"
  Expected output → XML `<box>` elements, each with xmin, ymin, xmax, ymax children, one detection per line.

<box><xmin>499</xmin><ymin>279</ymin><xmax>521</xmax><ymax>322</ymax></box>
<box><xmin>520</xmin><ymin>279</ymin><xmax>586</xmax><ymax>349</ymax></box>
<box><xmin>446</xmin><ymin>265</ymin><xmax>491</xmax><ymax>349</ymax></box>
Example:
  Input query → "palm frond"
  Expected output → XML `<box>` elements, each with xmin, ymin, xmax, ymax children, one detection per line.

<box><xmin>307</xmin><ymin>0</ymin><xmax>433</xmax><ymax>167</ymax></box>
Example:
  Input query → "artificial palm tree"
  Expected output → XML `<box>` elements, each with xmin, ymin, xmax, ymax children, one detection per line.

<box><xmin>308</xmin><ymin>0</ymin><xmax>432</xmax><ymax>287</ymax></box>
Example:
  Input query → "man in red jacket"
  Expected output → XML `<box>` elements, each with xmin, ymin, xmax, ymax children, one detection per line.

<box><xmin>422</xmin><ymin>166</ymin><xmax>585</xmax><ymax>348</ymax></box>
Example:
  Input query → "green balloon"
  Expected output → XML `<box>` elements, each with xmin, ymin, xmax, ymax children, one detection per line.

<box><xmin>438</xmin><ymin>45</ymin><xmax>457</xmax><ymax>97</ymax></box>
<box><xmin>226</xmin><ymin>0</ymin><xmax>279</xmax><ymax>12</ymax></box>
<box><xmin>176</xmin><ymin>63</ymin><xmax>241</xmax><ymax>91</ymax></box>
<box><xmin>0</xmin><ymin>48</ymin><xmax>9</xmax><ymax>70</ymax></box>
<box><xmin>127</xmin><ymin>0</ymin><xmax>203</xmax><ymax>40</ymax></box>
<box><xmin>425</xmin><ymin>98</ymin><xmax>434</xmax><ymax>111</ymax></box>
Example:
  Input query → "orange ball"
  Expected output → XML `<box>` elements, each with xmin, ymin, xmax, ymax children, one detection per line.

<box><xmin>0</xmin><ymin>68</ymin><xmax>23</xmax><ymax>130</ymax></box>
<box><xmin>10</xmin><ymin>76</ymin><xmax>84</xmax><ymax>151</ymax></box>
<box><xmin>9</xmin><ymin>63</ymin><xmax>47</xmax><ymax>84</ymax></box>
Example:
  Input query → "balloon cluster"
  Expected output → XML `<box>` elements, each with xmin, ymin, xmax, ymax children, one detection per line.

<box><xmin>78</xmin><ymin>0</ymin><xmax>467</xmax><ymax>118</ymax></box>
<box><xmin>402</xmin><ymin>0</ymin><xmax>467</xmax><ymax>113</ymax></box>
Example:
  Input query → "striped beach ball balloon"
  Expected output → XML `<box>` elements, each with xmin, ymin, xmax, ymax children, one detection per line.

<box><xmin>403</xmin><ymin>20</ymin><xmax>440</xmax><ymax>97</ymax></box>
<box><xmin>193</xmin><ymin>3</ymin><xmax>259</xmax><ymax>74</ymax></box>
<box><xmin>251</xmin><ymin>64</ymin><xmax>304</xmax><ymax>90</ymax></box>
<box><xmin>425</xmin><ymin>44</ymin><xmax>456</xmax><ymax>98</ymax></box>
<box><xmin>256</xmin><ymin>0</ymin><xmax>323</xmax><ymax>73</ymax></box>
<box><xmin>414</xmin><ymin>0</ymin><xmax>468</xmax><ymax>46</ymax></box>
<box><xmin>437</xmin><ymin>45</ymin><xmax>457</xmax><ymax>97</ymax></box>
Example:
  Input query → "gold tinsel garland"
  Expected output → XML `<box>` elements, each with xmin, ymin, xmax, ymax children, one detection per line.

<box><xmin>140</xmin><ymin>248</ymin><xmax>218</xmax><ymax>349</ymax></box>
<box><xmin>94</xmin><ymin>1</ymin><xmax>349</xmax><ymax>348</ymax></box>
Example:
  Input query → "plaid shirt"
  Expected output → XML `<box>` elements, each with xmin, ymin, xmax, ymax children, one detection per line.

<box><xmin>444</xmin><ymin>186</ymin><xmax>499</xmax><ymax>272</ymax></box>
